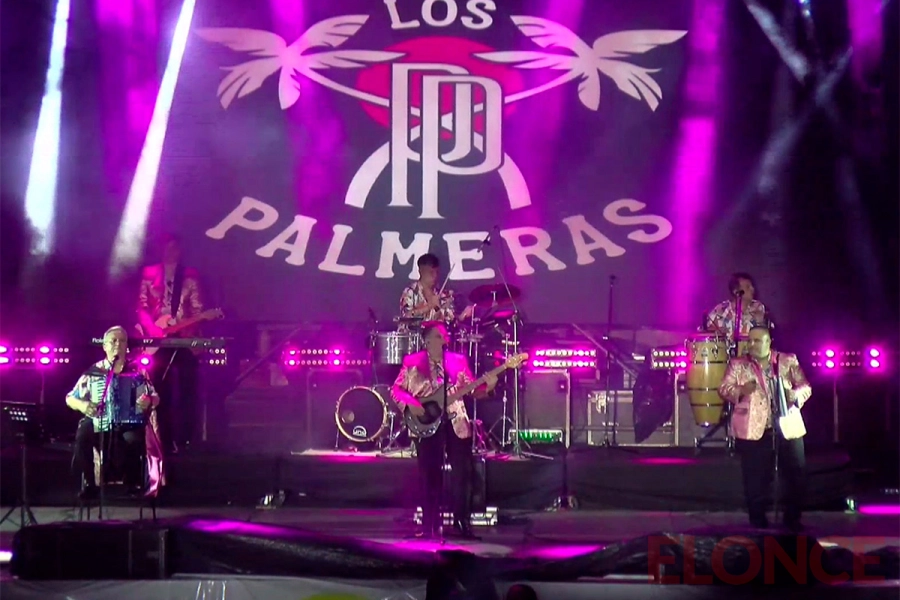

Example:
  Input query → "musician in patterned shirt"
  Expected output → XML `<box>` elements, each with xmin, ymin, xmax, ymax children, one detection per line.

<box><xmin>399</xmin><ymin>254</ymin><xmax>474</xmax><ymax>324</ymax></box>
<box><xmin>704</xmin><ymin>273</ymin><xmax>769</xmax><ymax>348</ymax></box>
<box><xmin>719</xmin><ymin>326</ymin><xmax>812</xmax><ymax>531</ymax></box>
<box><xmin>391</xmin><ymin>322</ymin><xmax>497</xmax><ymax>539</ymax></box>
<box><xmin>137</xmin><ymin>233</ymin><xmax>204</xmax><ymax>452</ymax></box>
<box><xmin>66</xmin><ymin>326</ymin><xmax>165</xmax><ymax>499</ymax></box>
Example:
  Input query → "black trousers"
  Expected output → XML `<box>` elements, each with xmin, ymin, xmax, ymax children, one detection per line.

<box><xmin>74</xmin><ymin>418</ymin><xmax>144</xmax><ymax>488</ymax></box>
<box><xmin>735</xmin><ymin>429</ymin><xmax>806</xmax><ymax>526</ymax></box>
<box><xmin>151</xmin><ymin>348</ymin><xmax>199</xmax><ymax>447</ymax></box>
<box><xmin>414</xmin><ymin>421</ymin><xmax>473</xmax><ymax>531</ymax></box>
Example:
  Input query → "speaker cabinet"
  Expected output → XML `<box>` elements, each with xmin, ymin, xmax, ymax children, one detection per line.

<box><xmin>522</xmin><ymin>369</ymin><xmax>571</xmax><ymax>445</ymax></box>
<box><xmin>305</xmin><ymin>368</ymin><xmax>364</xmax><ymax>450</ymax></box>
<box><xmin>12</xmin><ymin>523</ymin><xmax>170</xmax><ymax>579</ymax></box>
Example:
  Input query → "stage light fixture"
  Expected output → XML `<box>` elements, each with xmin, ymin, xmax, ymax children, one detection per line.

<box><xmin>206</xmin><ymin>347</ymin><xmax>228</xmax><ymax>366</ymax></box>
<box><xmin>138</xmin><ymin>355</ymin><xmax>152</xmax><ymax>367</ymax></box>
<box><xmin>531</xmin><ymin>348</ymin><xmax>595</xmax><ymax>370</ymax></box>
<box><xmin>650</xmin><ymin>347</ymin><xmax>689</xmax><ymax>370</ymax></box>
<box><xmin>812</xmin><ymin>346</ymin><xmax>889</xmax><ymax>372</ymax></box>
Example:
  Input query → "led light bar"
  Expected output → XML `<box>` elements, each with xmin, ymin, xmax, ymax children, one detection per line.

<box><xmin>414</xmin><ymin>506</ymin><xmax>498</xmax><ymax>527</ymax></box>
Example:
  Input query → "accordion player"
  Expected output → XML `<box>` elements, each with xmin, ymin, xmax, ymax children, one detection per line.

<box><xmin>66</xmin><ymin>350</ymin><xmax>161</xmax><ymax>498</ymax></box>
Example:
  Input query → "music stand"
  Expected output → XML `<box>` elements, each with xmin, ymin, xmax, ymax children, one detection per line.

<box><xmin>0</xmin><ymin>402</ymin><xmax>42</xmax><ymax>527</ymax></box>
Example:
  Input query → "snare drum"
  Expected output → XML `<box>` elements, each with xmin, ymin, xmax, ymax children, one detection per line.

<box><xmin>373</xmin><ymin>331</ymin><xmax>422</xmax><ymax>365</ymax></box>
<box><xmin>335</xmin><ymin>386</ymin><xmax>390</xmax><ymax>443</ymax></box>
<box><xmin>685</xmin><ymin>333</ymin><xmax>729</xmax><ymax>427</ymax></box>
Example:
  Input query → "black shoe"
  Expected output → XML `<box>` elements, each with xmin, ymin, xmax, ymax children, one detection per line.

<box><xmin>452</xmin><ymin>518</ymin><xmax>481</xmax><ymax>541</ymax></box>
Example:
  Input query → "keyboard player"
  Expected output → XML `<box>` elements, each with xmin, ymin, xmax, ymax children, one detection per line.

<box><xmin>66</xmin><ymin>326</ymin><xmax>164</xmax><ymax>500</ymax></box>
<box><xmin>137</xmin><ymin>233</ymin><xmax>204</xmax><ymax>452</ymax></box>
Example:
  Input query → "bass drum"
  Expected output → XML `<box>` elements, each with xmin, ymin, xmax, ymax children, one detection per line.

<box><xmin>335</xmin><ymin>386</ymin><xmax>390</xmax><ymax>443</ymax></box>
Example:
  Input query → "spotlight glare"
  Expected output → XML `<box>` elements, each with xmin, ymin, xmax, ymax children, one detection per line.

<box><xmin>824</xmin><ymin>349</ymin><xmax>835</xmax><ymax>358</ymax></box>
<box><xmin>868</xmin><ymin>348</ymin><xmax>880</xmax><ymax>358</ymax></box>
<box><xmin>825</xmin><ymin>359</ymin><xmax>835</xmax><ymax>369</ymax></box>
<box><xmin>870</xmin><ymin>359</ymin><xmax>881</xmax><ymax>369</ymax></box>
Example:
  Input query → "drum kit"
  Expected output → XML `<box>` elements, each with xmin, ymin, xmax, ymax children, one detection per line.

<box><xmin>334</xmin><ymin>283</ymin><xmax>524</xmax><ymax>454</ymax></box>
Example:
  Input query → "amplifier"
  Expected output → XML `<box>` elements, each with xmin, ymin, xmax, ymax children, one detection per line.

<box><xmin>587</xmin><ymin>390</ymin><xmax>675</xmax><ymax>446</ymax></box>
<box><xmin>224</xmin><ymin>387</ymin><xmax>304</xmax><ymax>453</ymax></box>
<box><xmin>522</xmin><ymin>369</ymin><xmax>571</xmax><ymax>447</ymax></box>
<box><xmin>305</xmin><ymin>368</ymin><xmax>364</xmax><ymax>450</ymax></box>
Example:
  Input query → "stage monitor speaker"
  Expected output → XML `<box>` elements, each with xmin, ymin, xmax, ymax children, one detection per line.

<box><xmin>224</xmin><ymin>387</ymin><xmax>304</xmax><ymax>453</ymax></box>
<box><xmin>305</xmin><ymin>368</ymin><xmax>364</xmax><ymax>450</ymax></box>
<box><xmin>11</xmin><ymin>522</ymin><xmax>170</xmax><ymax>580</ymax></box>
<box><xmin>522</xmin><ymin>369</ymin><xmax>570</xmax><ymax>445</ymax></box>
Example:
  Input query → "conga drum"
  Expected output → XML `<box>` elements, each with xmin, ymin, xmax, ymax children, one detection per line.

<box><xmin>685</xmin><ymin>334</ymin><xmax>729</xmax><ymax>426</ymax></box>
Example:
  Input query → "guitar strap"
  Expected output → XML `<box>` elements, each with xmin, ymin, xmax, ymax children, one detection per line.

<box><xmin>170</xmin><ymin>264</ymin><xmax>185</xmax><ymax>318</ymax></box>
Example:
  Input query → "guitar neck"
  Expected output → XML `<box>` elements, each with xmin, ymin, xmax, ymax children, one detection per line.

<box><xmin>450</xmin><ymin>363</ymin><xmax>510</xmax><ymax>401</ymax></box>
<box><xmin>165</xmin><ymin>315</ymin><xmax>207</xmax><ymax>336</ymax></box>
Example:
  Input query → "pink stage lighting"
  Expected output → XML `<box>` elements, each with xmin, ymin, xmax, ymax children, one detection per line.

<box><xmin>866</xmin><ymin>348</ymin><xmax>883</xmax><ymax>370</ymax></box>
<box><xmin>825</xmin><ymin>359</ymin><xmax>836</xmax><ymax>369</ymax></box>
<box><xmin>282</xmin><ymin>346</ymin><xmax>300</xmax><ymax>369</ymax></box>
<box><xmin>139</xmin><ymin>355</ymin><xmax>152</xmax><ymax>367</ymax></box>
<box><xmin>0</xmin><ymin>344</ymin><xmax>8</xmax><ymax>366</ymax></box>
<box><xmin>824</xmin><ymin>349</ymin><xmax>835</xmax><ymax>358</ymax></box>
<box><xmin>36</xmin><ymin>344</ymin><xmax>54</xmax><ymax>367</ymax></box>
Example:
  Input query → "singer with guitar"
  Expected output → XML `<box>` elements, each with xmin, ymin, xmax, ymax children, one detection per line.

<box><xmin>391</xmin><ymin>322</ymin><xmax>526</xmax><ymax>539</ymax></box>
<box><xmin>137</xmin><ymin>234</ymin><xmax>210</xmax><ymax>453</ymax></box>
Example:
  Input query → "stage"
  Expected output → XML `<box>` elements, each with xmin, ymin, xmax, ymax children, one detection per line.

<box><xmin>1</xmin><ymin>445</ymin><xmax>856</xmax><ymax>512</ymax></box>
<box><xmin>1</xmin><ymin>445</ymin><xmax>896</xmax><ymax>597</ymax></box>
<box><xmin>2</xmin><ymin>506</ymin><xmax>898</xmax><ymax>597</ymax></box>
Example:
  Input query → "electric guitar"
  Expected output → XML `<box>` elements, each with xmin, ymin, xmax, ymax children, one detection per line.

<box><xmin>404</xmin><ymin>353</ymin><xmax>528</xmax><ymax>438</ymax></box>
<box><xmin>135</xmin><ymin>308</ymin><xmax>224</xmax><ymax>355</ymax></box>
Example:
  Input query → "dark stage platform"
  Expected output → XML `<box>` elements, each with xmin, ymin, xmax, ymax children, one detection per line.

<box><xmin>2</xmin><ymin>507</ymin><xmax>898</xmax><ymax>598</ymax></box>
<box><xmin>2</xmin><ymin>444</ymin><xmax>854</xmax><ymax>512</ymax></box>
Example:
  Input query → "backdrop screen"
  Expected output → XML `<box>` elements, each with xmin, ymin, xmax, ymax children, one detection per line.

<box><xmin>156</xmin><ymin>0</ymin><xmax>700</xmax><ymax>324</ymax></box>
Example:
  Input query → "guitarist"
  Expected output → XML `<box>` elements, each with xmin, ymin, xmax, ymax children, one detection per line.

<box><xmin>137</xmin><ymin>233</ymin><xmax>204</xmax><ymax>453</ymax></box>
<box><xmin>391</xmin><ymin>322</ymin><xmax>497</xmax><ymax>539</ymax></box>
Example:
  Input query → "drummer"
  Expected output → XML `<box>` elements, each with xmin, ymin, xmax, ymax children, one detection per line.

<box><xmin>703</xmin><ymin>272</ymin><xmax>769</xmax><ymax>348</ymax></box>
<box><xmin>399</xmin><ymin>254</ymin><xmax>474</xmax><ymax>325</ymax></box>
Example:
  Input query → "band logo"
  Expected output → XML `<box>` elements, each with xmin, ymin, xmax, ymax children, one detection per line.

<box><xmin>199</xmin><ymin>1</ymin><xmax>687</xmax><ymax>279</ymax></box>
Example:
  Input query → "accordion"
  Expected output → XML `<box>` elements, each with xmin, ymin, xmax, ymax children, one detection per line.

<box><xmin>90</xmin><ymin>369</ymin><xmax>148</xmax><ymax>428</ymax></box>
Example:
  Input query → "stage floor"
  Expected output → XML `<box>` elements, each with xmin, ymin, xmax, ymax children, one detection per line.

<box><xmin>2</xmin><ymin>506</ymin><xmax>898</xmax><ymax>560</ymax></box>
<box><xmin>1</xmin><ymin>445</ymin><xmax>856</xmax><ymax>512</ymax></box>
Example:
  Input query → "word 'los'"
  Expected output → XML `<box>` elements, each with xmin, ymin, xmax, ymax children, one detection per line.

<box><xmin>384</xmin><ymin>0</ymin><xmax>496</xmax><ymax>31</ymax></box>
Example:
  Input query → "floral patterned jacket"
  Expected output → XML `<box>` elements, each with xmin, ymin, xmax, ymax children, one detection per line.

<box><xmin>391</xmin><ymin>351</ymin><xmax>475</xmax><ymax>439</ymax></box>
<box><xmin>718</xmin><ymin>351</ymin><xmax>811</xmax><ymax>441</ymax></box>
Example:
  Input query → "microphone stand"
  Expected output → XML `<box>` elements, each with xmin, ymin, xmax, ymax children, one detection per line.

<box><xmin>772</xmin><ymin>353</ymin><xmax>788</xmax><ymax>527</ymax></box>
<box><xmin>603</xmin><ymin>275</ymin><xmax>617</xmax><ymax>447</ymax></box>
<box><xmin>485</xmin><ymin>228</ymin><xmax>547</xmax><ymax>461</ymax></box>
<box><xmin>438</xmin><ymin>343</ymin><xmax>450</xmax><ymax>542</ymax></box>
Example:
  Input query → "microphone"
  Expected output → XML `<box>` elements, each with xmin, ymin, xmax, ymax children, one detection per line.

<box><xmin>478</xmin><ymin>225</ymin><xmax>499</xmax><ymax>249</ymax></box>
<box><xmin>734</xmin><ymin>290</ymin><xmax>745</xmax><ymax>297</ymax></box>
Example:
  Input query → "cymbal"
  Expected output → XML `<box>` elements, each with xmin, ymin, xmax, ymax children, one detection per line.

<box><xmin>469</xmin><ymin>284</ymin><xmax>521</xmax><ymax>307</ymax></box>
